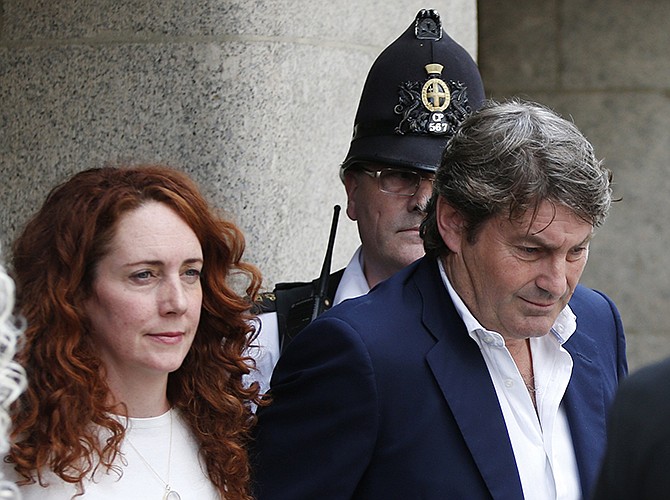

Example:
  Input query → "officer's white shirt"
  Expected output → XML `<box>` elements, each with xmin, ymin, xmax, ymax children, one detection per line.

<box><xmin>247</xmin><ymin>246</ymin><xmax>369</xmax><ymax>394</ymax></box>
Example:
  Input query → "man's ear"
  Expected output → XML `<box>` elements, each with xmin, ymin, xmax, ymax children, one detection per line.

<box><xmin>436</xmin><ymin>196</ymin><xmax>465</xmax><ymax>254</ymax></box>
<box><xmin>343</xmin><ymin>170</ymin><xmax>360</xmax><ymax>221</ymax></box>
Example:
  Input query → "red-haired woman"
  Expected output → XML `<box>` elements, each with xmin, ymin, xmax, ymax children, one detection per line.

<box><xmin>3</xmin><ymin>166</ymin><xmax>263</xmax><ymax>499</ymax></box>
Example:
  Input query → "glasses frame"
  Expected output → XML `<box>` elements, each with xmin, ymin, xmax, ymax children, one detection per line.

<box><xmin>360</xmin><ymin>167</ymin><xmax>435</xmax><ymax>197</ymax></box>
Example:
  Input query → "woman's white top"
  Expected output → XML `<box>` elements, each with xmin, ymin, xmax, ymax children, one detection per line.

<box><xmin>2</xmin><ymin>409</ymin><xmax>220</xmax><ymax>499</ymax></box>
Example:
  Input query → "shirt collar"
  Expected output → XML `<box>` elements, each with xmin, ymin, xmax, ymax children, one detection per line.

<box><xmin>333</xmin><ymin>246</ymin><xmax>370</xmax><ymax>306</ymax></box>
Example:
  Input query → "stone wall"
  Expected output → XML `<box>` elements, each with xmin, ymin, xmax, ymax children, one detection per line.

<box><xmin>0</xmin><ymin>1</ymin><xmax>478</xmax><ymax>289</ymax></box>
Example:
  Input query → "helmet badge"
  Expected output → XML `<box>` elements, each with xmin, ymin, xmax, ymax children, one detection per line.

<box><xmin>421</xmin><ymin>63</ymin><xmax>451</xmax><ymax>112</ymax></box>
<box><xmin>395</xmin><ymin>63</ymin><xmax>472</xmax><ymax>137</ymax></box>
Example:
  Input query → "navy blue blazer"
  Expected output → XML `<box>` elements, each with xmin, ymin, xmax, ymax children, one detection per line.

<box><xmin>252</xmin><ymin>257</ymin><xmax>627</xmax><ymax>499</ymax></box>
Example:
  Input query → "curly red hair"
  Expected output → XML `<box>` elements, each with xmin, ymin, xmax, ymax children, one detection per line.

<box><xmin>9</xmin><ymin>165</ymin><xmax>263</xmax><ymax>499</ymax></box>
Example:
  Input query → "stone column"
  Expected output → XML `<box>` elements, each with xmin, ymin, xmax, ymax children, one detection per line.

<box><xmin>0</xmin><ymin>0</ymin><xmax>479</xmax><ymax>288</ymax></box>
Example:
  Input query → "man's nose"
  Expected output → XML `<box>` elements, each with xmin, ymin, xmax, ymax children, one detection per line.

<box><xmin>409</xmin><ymin>176</ymin><xmax>434</xmax><ymax>212</ymax></box>
<box><xmin>536</xmin><ymin>257</ymin><xmax>569</xmax><ymax>299</ymax></box>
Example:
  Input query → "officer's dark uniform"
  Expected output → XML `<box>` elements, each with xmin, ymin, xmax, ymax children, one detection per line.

<box><xmin>255</xmin><ymin>9</ymin><xmax>486</xmax><ymax>354</ymax></box>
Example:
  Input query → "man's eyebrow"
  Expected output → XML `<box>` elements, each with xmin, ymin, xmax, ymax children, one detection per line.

<box><xmin>516</xmin><ymin>232</ymin><xmax>593</xmax><ymax>248</ymax></box>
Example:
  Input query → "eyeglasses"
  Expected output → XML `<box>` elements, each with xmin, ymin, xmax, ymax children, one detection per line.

<box><xmin>360</xmin><ymin>167</ymin><xmax>435</xmax><ymax>196</ymax></box>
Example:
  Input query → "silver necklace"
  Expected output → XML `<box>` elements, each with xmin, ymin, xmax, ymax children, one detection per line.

<box><xmin>125</xmin><ymin>409</ymin><xmax>181</xmax><ymax>500</ymax></box>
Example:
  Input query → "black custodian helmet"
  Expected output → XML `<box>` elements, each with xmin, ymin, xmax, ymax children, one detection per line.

<box><xmin>340</xmin><ymin>9</ymin><xmax>485</xmax><ymax>175</ymax></box>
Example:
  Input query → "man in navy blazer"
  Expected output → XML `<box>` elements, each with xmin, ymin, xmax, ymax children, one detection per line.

<box><xmin>252</xmin><ymin>100</ymin><xmax>627</xmax><ymax>499</ymax></box>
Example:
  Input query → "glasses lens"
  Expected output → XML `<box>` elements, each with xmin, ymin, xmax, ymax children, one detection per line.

<box><xmin>378</xmin><ymin>169</ymin><xmax>421</xmax><ymax>195</ymax></box>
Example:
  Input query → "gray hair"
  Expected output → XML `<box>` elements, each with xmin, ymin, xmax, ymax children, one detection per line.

<box><xmin>421</xmin><ymin>99</ymin><xmax>613</xmax><ymax>257</ymax></box>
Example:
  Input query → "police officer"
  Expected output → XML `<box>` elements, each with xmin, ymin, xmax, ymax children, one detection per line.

<box><xmin>249</xmin><ymin>9</ymin><xmax>485</xmax><ymax>393</ymax></box>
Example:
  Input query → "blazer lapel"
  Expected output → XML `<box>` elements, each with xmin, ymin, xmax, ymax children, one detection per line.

<box><xmin>562</xmin><ymin>332</ymin><xmax>605</xmax><ymax>495</ymax></box>
<box><xmin>415</xmin><ymin>259</ymin><xmax>524</xmax><ymax>499</ymax></box>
